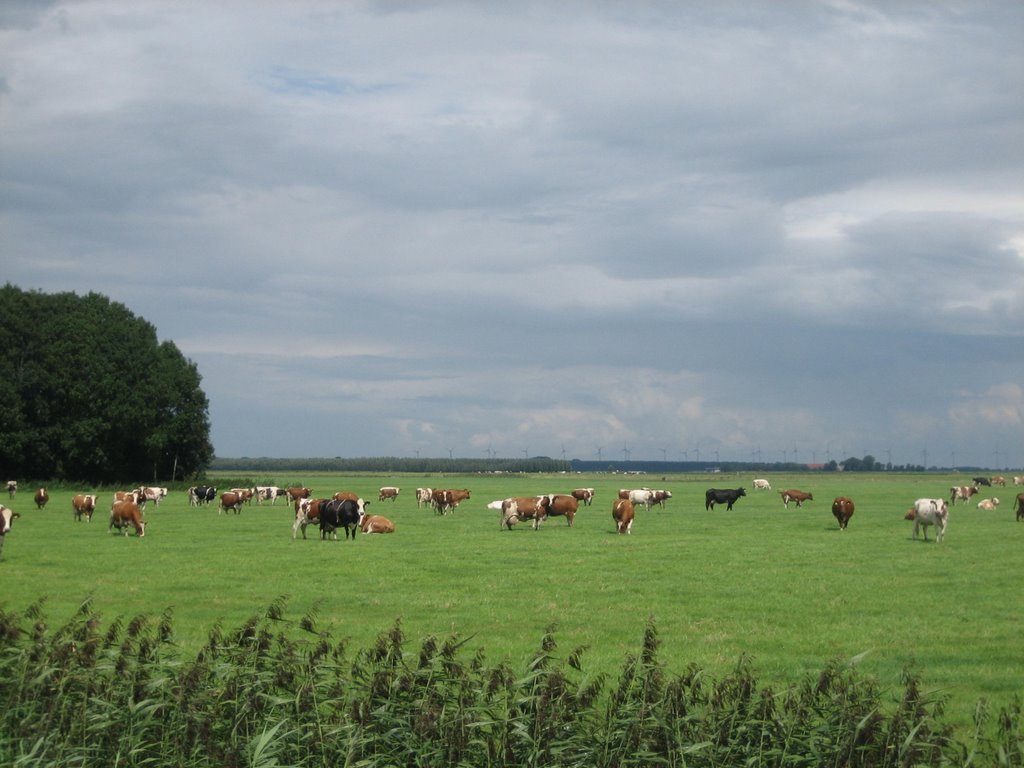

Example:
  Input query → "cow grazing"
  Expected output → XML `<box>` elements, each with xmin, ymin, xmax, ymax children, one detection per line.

<box><xmin>1013</xmin><ymin>476</ymin><xmax>1024</xmax><ymax>486</ymax></box>
<box><xmin>219</xmin><ymin>492</ymin><xmax>245</xmax><ymax>514</ymax></box>
<box><xmin>651</xmin><ymin>490</ymin><xmax>673</xmax><ymax>508</ymax></box>
<box><xmin>780</xmin><ymin>489</ymin><xmax>813</xmax><ymax>508</ymax></box>
<box><xmin>6</xmin><ymin>481</ymin><xmax>16</xmax><ymax>499</ymax></box>
<box><xmin>319</xmin><ymin>498</ymin><xmax>363</xmax><ymax>540</ymax></box>
<box><xmin>34</xmin><ymin>488</ymin><xmax>49</xmax><ymax>510</ymax></box>
<box><xmin>360</xmin><ymin>514</ymin><xmax>395</xmax><ymax>534</ymax></box>
<box><xmin>612</xmin><ymin>498</ymin><xmax>634</xmax><ymax>535</ymax></box>
<box><xmin>432</xmin><ymin>488</ymin><xmax>471</xmax><ymax>515</ymax></box>
<box><xmin>831</xmin><ymin>497</ymin><xmax>854</xmax><ymax>530</ymax></box>
<box><xmin>752</xmin><ymin>478</ymin><xmax>772</xmax><ymax>490</ymax></box>
<box><xmin>991</xmin><ymin>476</ymin><xmax>1007</xmax><ymax>486</ymax></box>
<box><xmin>1015</xmin><ymin>493</ymin><xmax>1024</xmax><ymax>522</ymax></box>
<box><xmin>0</xmin><ymin>505</ymin><xmax>21</xmax><ymax>560</ymax></box>
<box><xmin>976</xmin><ymin>498</ymin><xmax>1000</xmax><ymax>510</ymax></box>
<box><xmin>501</xmin><ymin>496</ymin><xmax>551</xmax><ymax>530</ymax></box>
<box><xmin>972</xmin><ymin>476</ymin><xmax>991</xmax><ymax>488</ymax></box>
<box><xmin>72</xmin><ymin>494</ymin><xmax>97</xmax><ymax>522</ymax></box>
<box><xmin>905</xmin><ymin>498</ymin><xmax>948</xmax><ymax>542</ymax></box>
<box><xmin>950</xmin><ymin>486</ymin><xmax>979</xmax><ymax>505</ymax></box>
<box><xmin>571</xmin><ymin>488</ymin><xmax>595</xmax><ymax>506</ymax></box>
<box><xmin>547</xmin><ymin>494</ymin><xmax>579</xmax><ymax>526</ymax></box>
<box><xmin>705</xmin><ymin>487</ymin><xmax>746</xmax><ymax>511</ymax></box>
<box><xmin>188</xmin><ymin>486</ymin><xmax>216</xmax><ymax>506</ymax></box>
<box><xmin>109</xmin><ymin>500</ymin><xmax>145</xmax><ymax>537</ymax></box>
<box><xmin>416</xmin><ymin>488</ymin><xmax>433</xmax><ymax>509</ymax></box>
<box><xmin>378</xmin><ymin>486</ymin><xmax>399</xmax><ymax>502</ymax></box>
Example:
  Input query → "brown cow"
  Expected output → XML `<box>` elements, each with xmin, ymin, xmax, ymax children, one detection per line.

<box><xmin>431</xmin><ymin>488</ymin><xmax>471</xmax><ymax>515</ymax></box>
<box><xmin>72</xmin><ymin>494</ymin><xmax>97</xmax><ymax>522</ymax></box>
<box><xmin>360</xmin><ymin>514</ymin><xmax>395</xmax><ymax>534</ymax></box>
<box><xmin>780</xmin><ymin>489</ymin><xmax>813</xmax><ymax>508</ymax></box>
<box><xmin>612</xmin><ymin>498</ymin><xmax>634</xmax><ymax>535</ymax></box>
<box><xmin>547</xmin><ymin>494</ymin><xmax>578</xmax><ymax>526</ymax></box>
<box><xmin>34</xmin><ymin>487</ymin><xmax>49</xmax><ymax>510</ymax></box>
<box><xmin>286</xmin><ymin>487</ymin><xmax>312</xmax><ymax>503</ymax></box>
<box><xmin>831</xmin><ymin>497</ymin><xmax>854</xmax><ymax>530</ymax></box>
<box><xmin>109</xmin><ymin>500</ymin><xmax>145</xmax><ymax>537</ymax></box>
<box><xmin>1015</xmin><ymin>493</ymin><xmax>1024</xmax><ymax>522</ymax></box>
<box><xmin>219</xmin><ymin>492</ymin><xmax>244</xmax><ymax>514</ymax></box>
<box><xmin>378</xmin><ymin>486</ymin><xmax>399</xmax><ymax>502</ymax></box>
<box><xmin>991</xmin><ymin>476</ymin><xmax>1007</xmax><ymax>486</ymax></box>
<box><xmin>571</xmin><ymin>488</ymin><xmax>594</xmax><ymax>506</ymax></box>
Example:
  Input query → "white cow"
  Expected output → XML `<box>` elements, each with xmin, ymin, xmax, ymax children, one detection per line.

<box><xmin>139</xmin><ymin>487</ymin><xmax>168</xmax><ymax>506</ymax></box>
<box><xmin>977</xmin><ymin>498</ymin><xmax>1000</xmax><ymax>510</ymax></box>
<box><xmin>752</xmin><ymin>478</ymin><xmax>771</xmax><ymax>490</ymax></box>
<box><xmin>621</xmin><ymin>489</ymin><xmax>655</xmax><ymax>511</ymax></box>
<box><xmin>906</xmin><ymin>498</ymin><xmax>949</xmax><ymax>542</ymax></box>
<box><xmin>1013</xmin><ymin>476</ymin><xmax>1024</xmax><ymax>486</ymax></box>
<box><xmin>415</xmin><ymin>488</ymin><xmax>433</xmax><ymax>509</ymax></box>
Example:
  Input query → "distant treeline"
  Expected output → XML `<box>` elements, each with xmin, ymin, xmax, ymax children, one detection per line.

<box><xmin>209</xmin><ymin>455</ymin><xmax>988</xmax><ymax>475</ymax></box>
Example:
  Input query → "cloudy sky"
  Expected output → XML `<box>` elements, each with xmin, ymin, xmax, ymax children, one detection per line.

<box><xmin>2</xmin><ymin>1</ymin><xmax>1022</xmax><ymax>468</ymax></box>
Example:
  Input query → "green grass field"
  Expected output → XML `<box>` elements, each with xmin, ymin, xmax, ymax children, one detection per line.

<box><xmin>2</xmin><ymin>471</ymin><xmax>1021</xmax><ymax>729</ymax></box>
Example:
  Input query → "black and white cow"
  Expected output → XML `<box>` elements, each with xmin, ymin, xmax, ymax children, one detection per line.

<box><xmin>188</xmin><ymin>486</ymin><xmax>217</xmax><ymax>507</ymax></box>
<box><xmin>319</xmin><ymin>498</ymin><xmax>364</xmax><ymax>541</ymax></box>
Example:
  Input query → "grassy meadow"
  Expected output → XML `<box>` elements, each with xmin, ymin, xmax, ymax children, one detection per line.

<box><xmin>2</xmin><ymin>470</ymin><xmax>1021</xmax><ymax>730</ymax></box>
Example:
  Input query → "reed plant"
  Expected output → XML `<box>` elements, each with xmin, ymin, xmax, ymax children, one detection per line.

<box><xmin>0</xmin><ymin>598</ymin><xmax>1020</xmax><ymax>767</ymax></box>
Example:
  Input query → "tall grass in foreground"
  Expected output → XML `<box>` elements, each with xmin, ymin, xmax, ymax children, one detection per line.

<box><xmin>0</xmin><ymin>597</ymin><xmax>1020</xmax><ymax>767</ymax></box>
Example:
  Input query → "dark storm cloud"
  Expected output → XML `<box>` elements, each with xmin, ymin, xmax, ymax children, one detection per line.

<box><xmin>1</xmin><ymin>1</ymin><xmax>1021</xmax><ymax>466</ymax></box>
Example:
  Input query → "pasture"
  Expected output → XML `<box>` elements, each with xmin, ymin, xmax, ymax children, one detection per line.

<box><xmin>2</xmin><ymin>471</ymin><xmax>1021</xmax><ymax>729</ymax></box>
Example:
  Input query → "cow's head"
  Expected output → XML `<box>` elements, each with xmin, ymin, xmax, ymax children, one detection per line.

<box><xmin>904</xmin><ymin>508</ymin><xmax>916</xmax><ymax>520</ymax></box>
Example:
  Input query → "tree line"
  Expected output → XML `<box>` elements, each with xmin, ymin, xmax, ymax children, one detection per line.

<box><xmin>0</xmin><ymin>285</ymin><xmax>213</xmax><ymax>483</ymax></box>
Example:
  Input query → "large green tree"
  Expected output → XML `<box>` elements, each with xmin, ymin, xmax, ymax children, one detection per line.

<box><xmin>0</xmin><ymin>285</ymin><xmax>213</xmax><ymax>483</ymax></box>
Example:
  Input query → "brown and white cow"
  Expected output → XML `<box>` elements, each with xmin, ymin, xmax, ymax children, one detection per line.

<box><xmin>109</xmin><ymin>500</ymin><xmax>145</xmax><ymax>537</ymax></box>
<box><xmin>831</xmin><ymin>497</ymin><xmax>854</xmax><ymax>530</ymax></box>
<box><xmin>950</xmin><ymin>486</ymin><xmax>979</xmax><ymax>505</ymax></box>
<box><xmin>500</xmin><ymin>496</ymin><xmax>551</xmax><ymax>530</ymax></box>
<box><xmin>780</xmin><ymin>489</ymin><xmax>813</xmax><ymax>508</ymax></box>
<box><xmin>6</xmin><ymin>481</ymin><xmax>16</xmax><ymax>499</ymax></box>
<box><xmin>651</xmin><ymin>489</ymin><xmax>673</xmax><ymax>508</ymax></box>
<box><xmin>228</xmin><ymin>488</ymin><xmax>254</xmax><ymax>505</ymax></box>
<box><xmin>571</xmin><ymin>488</ymin><xmax>594</xmax><ymax>506</ymax></box>
<box><xmin>139</xmin><ymin>487</ymin><xmax>169</xmax><ymax>506</ymax></box>
<box><xmin>612</xmin><ymin>498</ymin><xmax>634</xmax><ymax>535</ymax></box>
<box><xmin>0</xmin><ymin>505</ymin><xmax>21</xmax><ymax>559</ymax></box>
<box><xmin>1013</xmin><ymin>476</ymin><xmax>1024</xmax><ymax>486</ymax></box>
<box><xmin>34</xmin><ymin>488</ymin><xmax>49</xmax><ymax>510</ymax></box>
<box><xmin>432</xmin><ymin>488</ymin><xmax>471</xmax><ymax>515</ymax></box>
<box><xmin>415</xmin><ymin>487</ymin><xmax>433</xmax><ymax>509</ymax></box>
<box><xmin>991</xmin><ymin>476</ymin><xmax>1007</xmax><ymax>486</ymax></box>
<box><xmin>360</xmin><ymin>514</ymin><xmax>395</xmax><ymax>534</ymax></box>
<box><xmin>378</xmin><ymin>486</ymin><xmax>399</xmax><ymax>502</ymax></box>
<box><xmin>905</xmin><ymin>498</ymin><xmax>948</xmax><ymax>542</ymax></box>
<box><xmin>976</xmin><ymin>498</ymin><xmax>1000</xmax><ymax>510</ymax></box>
<box><xmin>219</xmin><ymin>492</ymin><xmax>245</xmax><ymax>514</ymax></box>
<box><xmin>72</xmin><ymin>494</ymin><xmax>97</xmax><ymax>522</ymax></box>
<box><xmin>546</xmin><ymin>494</ymin><xmax>578</xmax><ymax>527</ymax></box>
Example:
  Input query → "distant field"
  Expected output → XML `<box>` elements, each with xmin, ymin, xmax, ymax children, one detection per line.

<box><xmin>2</xmin><ymin>471</ymin><xmax>1021</xmax><ymax>729</ymax></box>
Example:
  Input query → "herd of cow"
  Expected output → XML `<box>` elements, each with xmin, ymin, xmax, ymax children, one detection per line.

<box><xmin>1</xmin><ymin>473</ymin><xmax>1023</xmax><ymax>559</ymax></box>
